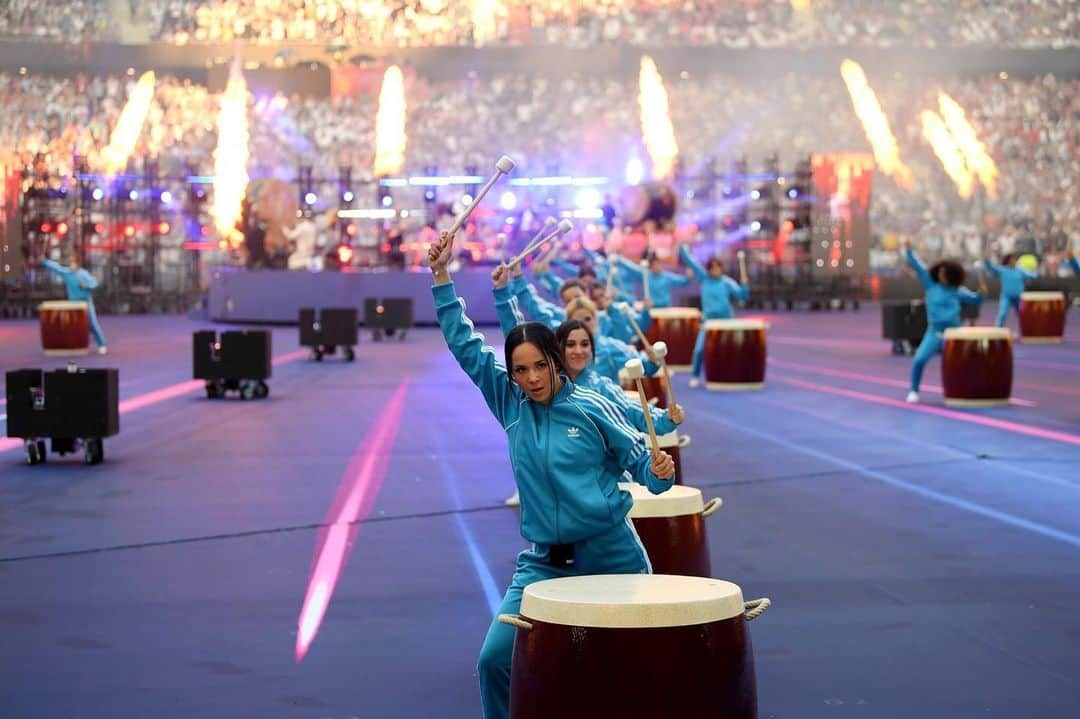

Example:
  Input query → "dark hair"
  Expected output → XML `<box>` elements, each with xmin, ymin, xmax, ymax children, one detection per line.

<box><xmin>706</xmin><ymin>256</ymin><xmax>725</xmax><ymax>272</ymax></box>
<box><xmin>504</xmin><ymin>321</ymin><xmax>565</xmax><ymax>393</ymax></box>
<box><xmin>928</xmin><ymin>259</ymin><xmax>965</xmax><ymax>287</ymax></box>
<box><xmin>1001</xmin><ymin>252</ymin><xmax>1018</xmax><ymax>266</ymax></box>
<box><xmin>645</xmin><ymin>250</ymin><xmax>659</xmax><ymax>265</ymax></box>
<box><xmin>558</xmin><ymin>278</ymin><xmax>585</xmax><ymax>299</ymax></box>
<box><xmin>556</xmin><ymin>319</ymin><xmax>596</xmax><ymax>365</ymax></box>
<box><xmin>578</xmin><ymin>266</ymin><xmax>598</xmax><ymax>282</ymax></box>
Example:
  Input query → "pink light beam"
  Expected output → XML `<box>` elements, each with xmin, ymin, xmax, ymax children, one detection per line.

<box><xmin>295</xmin><ymin>378</ymin><xmax>411</xmax><ymax>662</ymax></box>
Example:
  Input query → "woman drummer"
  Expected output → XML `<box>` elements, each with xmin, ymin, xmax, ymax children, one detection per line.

<box><xmin>430</xmin><ymin>231</ymin><xmax>675</xmax><ymax>719</ymax></box>
<box><xmin>901</xmin><ymin>239</ymin><xmax>982</xmax><ymax>403</ymax></box>
<box><xmin>677</xmin><ymin>242</ymin><xmax>750</xmax><ymax>387</ymax></box>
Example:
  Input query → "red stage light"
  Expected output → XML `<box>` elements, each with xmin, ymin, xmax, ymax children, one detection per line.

<box><xmin>94</xmin><ymin>222</ymin><xmax>106</xmax><ymax>235</ymax></box>
<box><xmin>155</xmin><ymin>221</ymin><xmax>171</xmax><ymax>235</ymax></box>
<box><xmin>123</xmin><ymin>224</ymin><xmax>136</xmax><ymax>238</ymax></box>
<box><xmin>56</xmin><ymin>221</ymin><xmax>69</xmax><ymax>236</ymax></box>
<box><xmin>379</xmin><ymin>242</ymin><xmax>391</xmax><ymax>253</ymax></box>
<box><xmin>39</xmin><ymin>221</ymin><xmax>53</xmax><ymax>234</ymax></box>
<box><xmin>337</xmin><ymin>245</ymin><xmax>354</xmax><ymax>264</ymax></box>
<box><xmin>200</xmin><ymin>224</ymin><xmax>211</xmax><ymax>237</ymax></box>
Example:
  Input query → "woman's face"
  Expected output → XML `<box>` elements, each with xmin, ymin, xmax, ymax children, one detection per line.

<box><xmin>510</xmin><ymin>341</ymin><xmax>555</xmax><ymax>403</ymax></box>
<box><xmin>562</xmin><ymin>328</ymin><xmax>593</xmax><ymax>376</ymax></box>
<box><xmin>568</xmin><ymin>308</ymin><xmax>598</xmax><ymax>336</ymax></box>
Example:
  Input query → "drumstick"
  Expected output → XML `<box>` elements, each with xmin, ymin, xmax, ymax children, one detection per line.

<box><xmin>737</xmin><ymin>250</ymin><xmax>749</xmax><ymax>284</ymax></box>
<box><xmin>975</xmin><ymin>260</ymin><xmax>990</xmax><ymax>294</ymax></box>
<box><xmin>624</xmin><ymin>358</ymin><xmax>660</xmax><ymax>454</ymax></box>
<box><xmin>508</xmin><ymin>219</ymin><xmax>573</xmax><ymax>267</ymax></box>
<box><xmin>616</xmin><ymin>302</ymin><xmax>651</xmax><ymax>348</ymax></box>
<box><xmin>652</xmin><ymin>340</ymin><xmax>677</xmax><ymax>408</ymax></box>
<box><xmin>606</xmin><ymin>252</ymin><xmax>618</xmax><ymax>298</ymax></box>
<box><xmin>447</xmin><ymin>155</ymin><xmax>516</xmax><ymax>240</ymax></box>
<box><xmin>640</xmin><ymin>259</ymin><xmax>652</xmax><ymax>305</ymax></box>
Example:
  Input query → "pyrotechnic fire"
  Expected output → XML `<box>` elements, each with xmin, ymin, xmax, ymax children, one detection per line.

<box><xmin>938</xmin><ymin>92</ymin><xmax>998</xmax><ymax>198</ymax></box>
<box><xmin>840</xmin><ymin>59</ymin><xmax>913</xmax><ymax>190</ymax></box>
<box><xmin>211</xmin><ymin>61</ymin><xmax>250</xmax><ymax>238</ymax></box>
<box><xmin>374</xmin><ymin>65</ymin><xmax>407</xmax><ymax>177</ymax></box>
<box><xmin>920</xmin><ymin>110</ymin><xmax>975</xmax><ymax>199</ymax></box>
<box><xmin>470</xmin><ymin>0</ymin><xmax>504</xmax><ymax>46</ymax></box>
<box><xmin>99</xmin><ymin>71</ymin><xmax>156</xmax><ymax>177</ymax></box>
<box><xmin>638</xmin><ymin>56</ymin><xmax>679</xmax><ymax>181</ymax></box>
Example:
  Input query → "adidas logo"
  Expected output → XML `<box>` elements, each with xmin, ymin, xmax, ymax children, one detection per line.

<box><xmin>567</xmin><ymin>426</ymin><xmax>580</xmax><ymax>438</ymax></box>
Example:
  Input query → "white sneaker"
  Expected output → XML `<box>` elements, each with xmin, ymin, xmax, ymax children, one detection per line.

<box><xmin>905</xmin><ymin>391</ymin><xmax>919</xmax><ymax>403</ymax></box>
<box><xmin>688</xmin><ymin>377</ymin><xmax>701</xmax><ymax>388</ymax></box>
<box><xmin>97</xmin><ymin>346</ymin><xmax>108</xmax><ymax>355</ymax></box>
<box><xmin>504</xmin><ymin>491</ymin><xmax>520</xmax><ymax>507</ymax></box>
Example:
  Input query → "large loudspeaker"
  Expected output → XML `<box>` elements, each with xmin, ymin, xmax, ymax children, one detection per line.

<box><xmin>5</xmin><ymin>368</ymin><xmax>119</xmax><ymax>439</ymax></box>
<box><xmin>364</xmin><ymin>298</ymin><xmax>414</xmax><ymax>332</ymax></box>
<box><xmin>193</xmin><ymin>330</ymin><xmax>272</xmax><ymax>381</ymax></box>
<box><xmin>617</xmin><ymin>183</ymin><xmax>677</xmax><ymax>228</ymax></box>
<box><xmin>299</xmin><ymin>307</ymin><xmax>358</xmax><ymax>348</ymax></box>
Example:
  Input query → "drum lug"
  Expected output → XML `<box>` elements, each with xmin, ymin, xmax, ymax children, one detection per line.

<box><xmin>743</xmin><ymin>597</ymin><xmax>771</xmax><ymax>621</ymax></box>
<box><xmin>497</xmin><ymin>614</ymin><xmax>533</xmax><ymax>632</ymax></box>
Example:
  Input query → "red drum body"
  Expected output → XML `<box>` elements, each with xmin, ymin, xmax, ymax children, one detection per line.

<box><xmin>1019</xmin><ymin>291</ymin><xmax>1066</xmax><ymax>343</ymax></box>
<box><xmin>646</xmin><ymin>307</ymin><xmax>700</xmax><ymax>371</ymax></box>
<box><xmin>621</xmin><ymin>483</ymin><xmax>720</xmax><ymax>577</ymax></box>
<box><xmin>704</xmin><ymin>319</ymin><xmax>767</xmax><ymax>390</ymax></box>
<box><xmin>941</xmin><ymin>327</ymin><xmax>1012</xmax><ymax>407</ymax></box>
<box><xmin>618</xmin><ymin>182</ymin><xmax>678</xmax><ymax>228</ymax></box>
<box><xmin>510</xmin><ymin>575</ymin><xmax>760</xmax><ymax>719</ymax></box>
<box><xmin>39</xmin><ymin>301</ymin><xmax>89</xmax><ymax>356</ymax></box>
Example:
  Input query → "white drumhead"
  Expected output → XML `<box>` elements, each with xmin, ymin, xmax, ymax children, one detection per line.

<box><xmin>1021</xmin><ymin>291</ymin><xmax>1065</xmax><ymax>302</ymax></box>
<box><xmin>944</xmin><ymin>326</ymin><xmax>1011</xmax><ymax>341</ymax></box>
<box><xmin>619</xmin><ymin>482</ymin><xmax>703</xmax><ymax>517</ymax></box>
<box><xmin>704</xmin><ymin>318</ymin><xmax>765</xmax><ymax>331</ymax></box>
<box><xmin>39</xmin><ymin>301</ymin><xmax>88</xmax><ymax>311</ymax></box>
<box><xmin>650</xmin><ymin>307</ymin><xmax>701</xmax><ymax>320</ymax></box>
<box><xmin>521</xmin><ymin>574</ymin><xmax>745</xmax><ymax>628</ymax></box>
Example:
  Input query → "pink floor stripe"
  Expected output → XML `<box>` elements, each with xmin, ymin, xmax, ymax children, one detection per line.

<box><xmin>767</xmin><ymin>357</ymin><xmax>1038</xmax><ymax>407</ymax></box>
<box><xmin>2</xmin><ymin>349</ymin><xmax>309</xmax><ymax>455</ymax></box>
<box><xmin>295</xmin><ymin>379</ymin><xmax>412</xmax><ymax>662</ymax></box>
<box><xmin>771</xmin><ymin>374</ymin><xmax>1080</xmax><ymax>447</ymax></box>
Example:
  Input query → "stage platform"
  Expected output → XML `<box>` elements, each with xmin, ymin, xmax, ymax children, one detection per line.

<box><xmin>0</xmin><ymin>304</ymin><xmax>1078</xmax><ymax>718</ymax></box>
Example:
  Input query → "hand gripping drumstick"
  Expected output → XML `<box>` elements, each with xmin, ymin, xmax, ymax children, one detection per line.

<box><xmin>505</xmin><ymin>218</ymin><xmax>556</xmax><ymax>269</ymax></box>
<box><xmin>652</xmin><ymin>340</ymin><xmax>677</xmax><ymax>408</ymax></box>
<box><xmin>447</xmin><ymin>155</ymin><xmax>516</xmax><ymax>240</ymax></box>
<box><xmin>616</xmin><ymin>301</ymin><xmax>651</xmax><ymax>349</ymax></box>
<box><xmin>624</xmin><ymin>358</ymin><xmax>660</xmax><ymax>454</ymax></box>
<box><xmin>639</xmin><ymin>259</ymin><xmax>652</xmax><ymax>304</ymax></box>
<box><xmin>508</xmin><ymin>219</ymin><xmax>573</xmax><ymax>267</ymax></box>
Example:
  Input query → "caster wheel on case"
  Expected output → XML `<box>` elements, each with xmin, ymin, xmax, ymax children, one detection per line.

<box><xmin>344</xmin><ymin>347</ymin><xmax>355</xmax><ymax>362</ymax></box>
<box><xmin>254</xmin><ymin>381</ymin><xmax>269</xmax><ymax>399</ymax></box>
<box><xmin>25</xmin><ymin>441</ymin><xmax>41</xmax><ymax>465</ymax></box>
<box><xmin>84</xmin><ymin>438</ymin><xmax>103</xmax><ymax>465</ymax></box>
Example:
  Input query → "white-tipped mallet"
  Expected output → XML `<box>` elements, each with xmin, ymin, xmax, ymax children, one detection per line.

<box><xmin>447</xmin><ymin>154</ymin><xmax>516</xmax><ymax>240</ymax></box>
<box><xmin>737</xmin><ymin>249</ymin><xmax>749</xmax><ymax>283</ymax></box>
<box><xmin>624</xmin><ymin>358</ymin><xmax>660</xmax><ymax>454</ymax></box>
<box><xmin>652</xmin><ymin>340</ymin><xmax>677</xmax><ymax>408</ymax></box>
<box><xmin>616</xmin><ymin>301</ymin><xmax>652</xmax><ymax>349</ymax></box>
<box><xmin>508</xmin><ymin>218</ymin><xmax>573</xmax><ymax>267</ymax></box>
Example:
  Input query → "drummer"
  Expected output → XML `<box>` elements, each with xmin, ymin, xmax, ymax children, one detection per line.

<box><xmin>902</xmin><ymin>240</ymin><xmax>982</xmax><ymax>403</ymax></box>
<box><xmin>616</xmin><ymin>250</ymin><xmax>691</xmax><ymax>308</ymax></box>
<box><xmin>429</xmin><ymin>231</ymin><xmax>675</xmax><ymax>719</ymax></box>
<box><xmin>986</xmin><ymin>252</ymin><xmax>1038</xmax><ymax>328</ymax></box>
<box><xmin>1065</xmin><ymin>252</ymin><xmax>1079</xmax><ymax>275</ymax></box>
<box><xmin>563</xmin><ymin>296</ymin><xmax>660</xmax><ymax>383</ymax></box>
<box><xmin>677</xmin><ymin>242</ymin><xmax>750</xmax><ymax>388</ymax></box>
<box><xmin>41</xmin><ymin>256</ymin><xmax>108</xmax><ymax>354</ymax></box>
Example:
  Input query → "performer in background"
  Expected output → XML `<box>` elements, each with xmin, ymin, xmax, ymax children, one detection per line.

<box><xmin>901</xmin><ymin>239</ymin><xmax>982</xmax><ymax>403</ymax></box>
<box><xmin>41</xmin><ymin>255</ymin><xmax>107</xmax><ymax>354</ymax></box>
<box><xmin>429</xmin><ymin>230</ymin><xmax>674</xmax><ymax>719</ymax></box>
<box><xmin>283</xmin><ymin>216</ymin><xmax>318</xmax><ymax>270</ymax></box>
<box><xmin>985</xmin><ymin>252</ymin><xmax>1038</xmax><ymax>328</ymax></box>
<box><xmin>678</xmin><ymin>242</ymin><xmax>750</xmax><ymax>388</ymax></box>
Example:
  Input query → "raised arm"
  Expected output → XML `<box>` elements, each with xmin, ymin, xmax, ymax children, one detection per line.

<box><xmin>678</xmin><ymin>244</ymin><xmax>708</xmax><ymax>282</ymax></box>
<box><xmin>491</xmin><ymin>264</ymin><xmax>524</xmax><ymax>337</ymax></box>
<box><xmin>615</xmin><ymin>254</ymin><xmax>646</xmax><ymax>278</ymax></box>
<box><xmin>41</xmin><ymin>258</ymin><xmax>71</xmax><ymax>277</ymax></box>
<box><xmin>574</xmin><ymin>390</ymin><xmax>674</xmax><ymax>494</ymax></box>
<box><xmin>75</xmin><ymin>269</ymin><xmax>99</xmax><ymax>290</ymax></box>
<box><xmin>905</xmin><ymin>247</ymin><xmax>934</xmax><ymax>290</ymax></box>
<box><xmin>724</xmin><ymin>276</ymin><xmax>750</xmax><ymax>302</ymax></box>
<box><xmin>430</xmin><ymin>233</ymin><xmax>516</xmax><ymax>425</ymax></box>
<box><xmin>957</xmin><ymin>286</ymin><xmax>982</xmax><ymax>306</ymax></box>
<box><xmin>511</xmin><ymin>275</ymin><xmax>564</xmax><ymax>330</ymax></box>
<box><xmin>984</xmin><ymin>259</ymin><xmax>1003</xmax><ymax>278</ymax></box>
<box><xmin>664</xmin><ymin>269</ymin><xmax>692</xmax><ymax>286</ymax></box>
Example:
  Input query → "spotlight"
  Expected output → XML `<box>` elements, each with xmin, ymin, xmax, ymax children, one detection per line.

<box><xmin>160</xmin><ymin>190</ymin><xmax>172</xmax><ymax>204</ymax></box>
<box><xmin>336</xmin><ymin>244</ymin><xmax>354</xmax><ymax>265</ymax></box>
<box><xmin>345</xmin><ymin>223</ymin><xmax>358</xmax><ymax>237</ymax></box>
<box><xmin>123</xmin><ymin>224</ymin><xmax>136</xmax><ymax>238</ymax></box>
<box><xmin>574</xmin><ymin>188</ymin><xmax>601</xmax><ymax>210</ymax></box>
<box><xmin>624</xmin><ymin>157</ymin><xmax>644</xmax><ymax>186</ymax></box>
<box><xmin>39</xmin><ymin>221</ymin><xmax>54</xmax><ymax>234</ymax></box>
<box><xmin>499</xmin><ymin>191</ymin><xmax>517</xmax><ymax>211</ymax></box>
<box><xmin>787</xmin><ymin>188</ymin><xmax>798</xmax><ymax>199</ymax></box>
<box><xmin>155</xmin><ymin>221</ymin><xmax>171</xmax><ymax>235</ymax></box>
<box><xmin>750</xmin><ymin>190</ymin><xmax>761</xmax><ymax>200</ymax></box>
<box><xmin>750</xmin><ymin>221</ymin><xmax>762</xmax><ymax>232</ymax></box>
<box><xmin>129</xmin><ymin>190</ymin><xmax>139</xmax><ymax>201</ymax></box>
<box><xmin>56</xmin><ymin>221</ymin><xmax>69</xmax><ymax>236</ymax></box>
<box><xmin>91</xmin><ymin>188</ymin><xmax>104</xmax><ymax>201</ymax></box>
<box><xmin>381</xmin><ymin>195</ymin><xmax>393</xmax><ymax>207</ymax></box>
<box><xmin>342</xmin><ymin>191</ymin><xmax>355</xmax><ymax>203</ymax></box>
<box><xmin>304</xmin><ymin>192</ymin><xmax>317</xmax><ymax>205</ymax></box>
<box><xmin>461</xmin><ymin>194</ymin><xmax>473</xmax><ymax>207</ymax></box>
